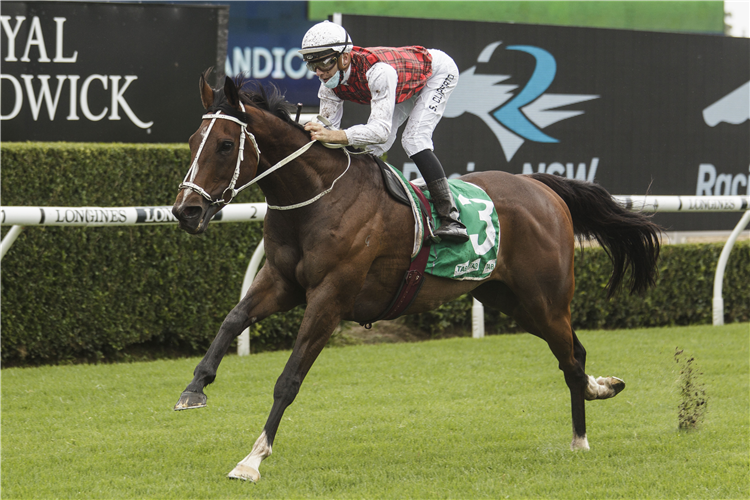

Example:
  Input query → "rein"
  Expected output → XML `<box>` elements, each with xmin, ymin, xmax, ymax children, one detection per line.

<box><xmin>179</xmin><ymin>107</ymin><xmax>350</xmax><ymax>210</ymax></box>
<box><xmin>267</xmin><ymin>148</ymin><xmax>352</xmax><ymax>211</ymax></box>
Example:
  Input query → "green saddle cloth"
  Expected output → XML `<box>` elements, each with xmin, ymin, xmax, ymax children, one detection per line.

<box><xmin>387</xmin><ymin>164</ymin><xmax>500</xmax><ymax>281</ymax></box>
<box><xmin>424</xmin><ymin>180</ymin><xmax>501</xmax><ymax>280</ymax></box>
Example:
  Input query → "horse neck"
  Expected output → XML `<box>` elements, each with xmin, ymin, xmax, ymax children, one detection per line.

<box><xmin>251</xmin><ymin>115</ymin><xmax>348</xmax><ymax>209</ymax></box>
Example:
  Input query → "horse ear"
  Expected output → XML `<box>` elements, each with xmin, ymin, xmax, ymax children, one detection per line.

<box><xmin>224</xmin><ymin>76</ymin><xmax>241</xmax><ymax>109</ymax></box>
<box><xmin>199</xmin><ymin>71</ymin><xmax>213</xmax><ymax>109</ymax></box>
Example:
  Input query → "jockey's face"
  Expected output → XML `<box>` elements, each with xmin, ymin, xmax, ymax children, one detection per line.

<box><xmin>315</xmin><ymin>53</ymin><xmax>349</xmax><ymax>83</ymax></box>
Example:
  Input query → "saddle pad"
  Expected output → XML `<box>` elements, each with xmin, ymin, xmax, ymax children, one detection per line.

<box><xmin>425</xmin><ymin>180</ymin><xmax>501</xmax><ymax>281</ymax></box>
<box><xmin>383</xmin><ymin>162</ymin><xmax>427</xmax><ymax>259</ymax></box>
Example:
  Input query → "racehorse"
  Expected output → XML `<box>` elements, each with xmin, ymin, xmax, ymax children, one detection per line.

<box><xmin>172</xmin><ymin>72</ymin><xmax>662</xmax><ymax>482</ymax></box>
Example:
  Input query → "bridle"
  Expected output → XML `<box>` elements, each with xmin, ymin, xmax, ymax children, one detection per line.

<box><xmin>179</xmin><ymin>106</ymin><xmax>351</xmax><ymax>210</ymax></box>
<box><xmin>180</xmin><ymin>110</ymin><xmax>260</xmax><ymax>206</ymax></box>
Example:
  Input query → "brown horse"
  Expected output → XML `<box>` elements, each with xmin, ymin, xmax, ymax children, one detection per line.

<box><xmin>172</xmin><ymin>73</ymin><xmax>661</xmax><ymax>482</ymax></box>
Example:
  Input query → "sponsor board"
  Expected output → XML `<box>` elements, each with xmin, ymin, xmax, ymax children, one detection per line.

<box><xmin>1</xmin><ymin>1</ymin><xmax>227</xmax><ymax>142</ymax></box>
<box><xmin>339</xmin><ymin>15</ymin><xmax>749</xmax><ymax>230</ymax></box>
<box><xmin>223</xmin><ymin>2</ymin><xmax>319</xmax><ymax>106</ymax></box>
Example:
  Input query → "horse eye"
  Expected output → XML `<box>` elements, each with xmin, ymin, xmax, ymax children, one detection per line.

<box><xmin>219</xmin><ymin>140</ymin><xmax>234</xmax><ymax>153</ymax></box>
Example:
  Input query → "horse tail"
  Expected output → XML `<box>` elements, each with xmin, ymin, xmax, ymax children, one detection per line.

<box><xmin>527</xmin><ymin>173</ymin><xmax>662</xmax><ymax>298</ymax></box>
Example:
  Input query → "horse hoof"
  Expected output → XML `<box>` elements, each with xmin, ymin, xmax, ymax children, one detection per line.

<box><xmin>227</xmin><ymin>463</ymin><xmax>260</xmax><ymax>482</ymax></box>
<box><xmin>609</xmin><ymin>376</ymin><xmax>626</xmax><ymax>395</ymax></box>
<box><xmin>571</xmin><ymin>434</ymin><xmax>590</xmax><ymax>451</ymax></box>
<box><xmin>596</xmin><ymin>376</ymin><xmax>626</xmax><ymax>398</ymax></box>
<box><xmin>174</xmin><ymin>391</ymin><xmax>207</xmax><ymax>410</ymax></box>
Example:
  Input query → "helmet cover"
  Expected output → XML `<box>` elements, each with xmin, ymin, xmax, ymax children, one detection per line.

<box><xmin>299</xmin><ymin>21</ymin><xmax>352</xmax><ymax>62</ymax></box>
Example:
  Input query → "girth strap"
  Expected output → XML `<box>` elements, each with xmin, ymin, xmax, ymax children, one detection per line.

<box><xmin>361</xmin><ymin>186</ymin><xmax>433</xmax><ymax>327</ymax></box>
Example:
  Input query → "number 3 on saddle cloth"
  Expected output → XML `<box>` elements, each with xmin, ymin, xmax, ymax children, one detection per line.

<box><xmin>362</xmin><ymin>158</ymin><xmax>501</xmax><ymax>327</ymax></box>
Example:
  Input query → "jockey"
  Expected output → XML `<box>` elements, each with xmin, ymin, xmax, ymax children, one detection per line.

<box><xmin>299</xmin><ymin>20</ymin><xmax>469</xmax><ymax>243</ymax></box>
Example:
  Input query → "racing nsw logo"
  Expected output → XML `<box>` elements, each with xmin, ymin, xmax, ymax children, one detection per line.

<box><xmin>696</xmin><ymin>80</ymin><xmax>750</xmax><ymax>196</ymax></box>
<box><xmin>445</xmin><ymin>41</ymin><xmax>599</xmax><ymax>162</ymax></box>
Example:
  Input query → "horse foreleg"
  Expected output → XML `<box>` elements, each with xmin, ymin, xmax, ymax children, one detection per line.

<box><xmin>174</xmin><ymin>268</ymin><xmax>298</xmax><ymax>410</ymax></box>
<box><xmin>228</xmin><ymin>293</ymin><xmax>343</xmax><ymax>481</ymax></box>
<box><xmin>173</xmin><ymin>300</ymin><xmax>251</xmax><ymax>410</ymax></box>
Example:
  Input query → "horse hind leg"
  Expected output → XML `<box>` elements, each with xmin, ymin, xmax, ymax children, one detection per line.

<box><xmin>471</xmin><ymin>285</ymin><xmax>590</xmax><ymax>450</ymax></box>
<box><xmin>556</xmin><ymin>329</ymin><xmax>591</xmax><ymax>451</ymax></box>
<box><xmin>570</xmin><ymin>330</ymin><xmax>626</xmax><ymax>402</ymax></box>
<box><xmin>472</xmin><ymin>284</ymin><xmax>625</xmax><ymax>450</ymax></box>
<box><xmin>567</xmin><ymin>330</ymin><xmax>626</xmax><ymax>450</ymax></box>
<box><xmin>518</xmin><ymin>310</ymin><xmax>625</xmax><ymax>451</ymax></box>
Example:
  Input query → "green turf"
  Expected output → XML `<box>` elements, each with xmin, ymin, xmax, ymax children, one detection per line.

<box><xmin>2</xmin><ymin>324</ymin><xmax>748</xmax><ymax>498</ymax></box>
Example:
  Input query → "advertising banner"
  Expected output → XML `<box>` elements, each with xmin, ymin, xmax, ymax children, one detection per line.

<box><xmin>1</xmin><ymin>1</ymin><xmax>228</xmax><ymax>143</ymax></box>
<box><xmin>337</xmin><ymin>15</ymin><xmax>750</xmax><ymax>231</ymax></box>
<box><xmin>223</xmin><ymin>2</ymin><xmax>319</xmax><ymax>107</ymax></box>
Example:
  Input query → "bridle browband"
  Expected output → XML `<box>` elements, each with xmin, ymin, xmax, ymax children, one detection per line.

<box><xmin>178</xmin><ymin>104</ymin><xmax>351</xmax><ymax>210</ymax></box>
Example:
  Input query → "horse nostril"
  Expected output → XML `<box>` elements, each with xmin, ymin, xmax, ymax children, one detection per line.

<box><xmin>179</xmin><ymin>206</ymin><xmax>203</xmax><ymax>221</ymax></box>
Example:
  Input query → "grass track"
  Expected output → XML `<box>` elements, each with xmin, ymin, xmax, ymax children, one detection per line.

<box><xmin>2</xmin><ymin>324</ymin><xmax>748</xmax><ymax>498</ymax></box>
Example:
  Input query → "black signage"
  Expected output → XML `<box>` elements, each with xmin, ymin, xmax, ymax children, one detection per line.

<box><xmin>1</xmin><ymin>1</ymin><xmax>228</xmax><ymax>143</ymax></box>
<box><xmin>338</xmin><ymin>15</ymin><xmax>750</xmax><ymax>231</ymax></box>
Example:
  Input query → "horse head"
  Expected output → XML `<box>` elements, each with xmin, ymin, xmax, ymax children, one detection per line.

<box><xmin>172</xmin><ymin>72</ymin><xmax>262</xmax><ymax>234</ymax></box>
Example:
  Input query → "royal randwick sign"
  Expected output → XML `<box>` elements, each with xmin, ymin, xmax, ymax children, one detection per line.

<box><xmin>1</xmin><ymin>1</ymin><xmax>228</xmax><ymax>142</ymax></box>
<box><xmin>340</xmin><ymin>15</ymin><xmax>750</xmax><ymax>231</ymax></box>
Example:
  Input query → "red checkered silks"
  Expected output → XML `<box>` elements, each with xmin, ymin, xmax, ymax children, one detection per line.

<box><xmin>332</xmin><ymin>46</ymin><xmax>433</xmax><ymax>105</ymax></box>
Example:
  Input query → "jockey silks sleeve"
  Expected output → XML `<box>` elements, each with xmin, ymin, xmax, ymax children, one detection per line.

<box><xmin>317</xmin><ymin>62</ymin><xmax>398</xmax><ymax>149</ymax></box>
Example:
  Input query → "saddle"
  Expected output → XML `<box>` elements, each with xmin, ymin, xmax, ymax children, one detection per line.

<box><xmin>363</xmin><ymin>158</ymin><xmax>501</xmax><ymax>326</ymax></box>
<box><xmin>373</xmin><ymin>156</ymin><xmax>433</xmax><ymax>239</ymax></box>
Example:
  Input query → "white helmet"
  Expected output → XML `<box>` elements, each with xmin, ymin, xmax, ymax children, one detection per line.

<box><xmin>299</xmin><ymin>21</ymin><xmax>352</xmax><ymax>63</ymax></box>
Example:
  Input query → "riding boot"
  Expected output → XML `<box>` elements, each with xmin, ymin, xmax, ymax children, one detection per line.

<box><xmin>427</xmin><ymin>178</ymin><xmax>470</xmax><ymax>243</ymax></box>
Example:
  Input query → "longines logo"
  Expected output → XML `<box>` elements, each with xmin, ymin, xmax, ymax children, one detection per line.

<box><xmin>445</xmin><ymin>41</ymin><xmax>598</xmax><ymax>162</ymax></box>
<box><xmin>54</xmin><ymin>208</ymin><xmax>128</xmax><ymax>224</ymax></box>
<box><xmin>136</xmin><ymin>207</ymin><xmax>179</xmax><ymax>224</ymax></box>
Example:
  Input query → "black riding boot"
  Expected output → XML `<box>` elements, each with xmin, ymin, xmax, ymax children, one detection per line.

<box><xmin>427</xmin><ymin>178</ymin><xmax>470</xmax><ymax>243</ymax></box>
<box><xmin>410</xmin><ymin>149</ymin><xmax>469</xmax><ymax>243</ymax></box>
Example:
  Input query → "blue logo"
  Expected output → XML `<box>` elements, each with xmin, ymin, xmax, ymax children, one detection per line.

<box><xmin>445</xmin><ymin>42</ymin><xmax>599</xmax><ymax>161</ymax></box>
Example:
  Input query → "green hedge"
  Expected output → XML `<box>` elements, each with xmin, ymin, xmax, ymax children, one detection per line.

<box><xmin>405</xmin><ymin>241</ymin><xmax>750</xmax><ymax>335</ymax></box>
<box><xmin>1</xmin><ymin>143</ymin><xmax>305</xmax><ymax>366</ymax></box>
<box><xmin>2</xmin><ymin>143</ymin><xmax>748</xmax><ymax>366</ymax></box>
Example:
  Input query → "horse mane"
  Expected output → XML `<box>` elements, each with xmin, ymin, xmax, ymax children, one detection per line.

<box><xmin>232</xmin><ymin>75</ymin><xmax>307</xmax><ymax>132</ymax></box>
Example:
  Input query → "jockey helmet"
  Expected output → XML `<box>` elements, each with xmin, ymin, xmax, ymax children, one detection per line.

<box><xmin>299</xmin><ymin>21</ymin><xmax>353</xmax><ymax>66</ymax></box>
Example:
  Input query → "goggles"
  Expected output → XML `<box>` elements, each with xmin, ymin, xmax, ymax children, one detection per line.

<box><xmin>306</xmin><ymin>55</ymin><xmax>338</xmax><ymax>72</ymax></box>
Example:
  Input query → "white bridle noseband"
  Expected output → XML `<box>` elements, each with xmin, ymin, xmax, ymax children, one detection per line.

<box><xmin>179</xmin><ymin>108</ymin><xmax>352</xmax><ymax>210</ymax></box>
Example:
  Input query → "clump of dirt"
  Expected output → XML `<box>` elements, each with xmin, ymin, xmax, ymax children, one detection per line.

<box><xmin>328</xmin><ymin>319</ymin><xmax>470</xmax><ymax>347</ymax></box>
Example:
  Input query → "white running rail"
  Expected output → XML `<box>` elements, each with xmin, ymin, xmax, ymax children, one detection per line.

<box><xmin>1</xmin><ymin>203</ymin><xmax>267</xmax><ymax>354</ymax></box>
<box><xmin>470</xmin><ymin>195</ymin><xmax>750</xmax><ymax>337</ymax></box>
<box><xmin>2</xmin><ymin>195</ymin><xmax>748</xmax><ymax>355</ymax></box>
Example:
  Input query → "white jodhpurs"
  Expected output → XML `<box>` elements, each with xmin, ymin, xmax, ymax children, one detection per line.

<box><xmin>367</xmin><ymin>49</ymin><xmax>459</xmax><ymax>157</ymax></box>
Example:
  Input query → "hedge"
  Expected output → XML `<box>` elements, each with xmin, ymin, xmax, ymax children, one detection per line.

<box><xmin>405</xmin><ymin>241</ymin><xmax>750</xmax><ymax>335</ymax></box>
<box><xmin>2</xmin><ymin>143</ymin><xmax>748</xmax><ymax>366</ymax></box>
<box><xmin>1</xmin><ymin>142</ymin><xmax>305</xmax><ymax>366</ymax></box>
